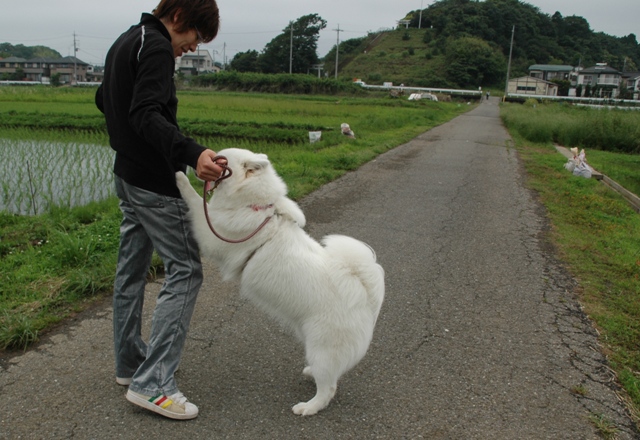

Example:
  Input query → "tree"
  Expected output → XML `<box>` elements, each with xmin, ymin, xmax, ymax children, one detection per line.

<box><xmin>258</xmin><ymin>14</ymin><xmax>326</xmax><ymax>74</ymax></box>
<box><xmin>412</xmin><ymin>0</ymin><xmax>640</xmax><ymax>78</ymax></box>
<box><xmin>445</xmin><ymin>37</ymin><xmax>506</xmax><ymax>86</ymax></box>
<box><xmin>11</xmin><ymin>67</ymin><xmax>25</xmax><ymax>81</ymax></box>
<box><xmin>50</xmin><ymin>73</ymin><xmax>61</xmax><ymax>87</ymax></box>
<box><xmin>230</xmin><ymin>50</ymin><xmax>259</xmax><ymax>72</ymax></box>
<box><xmin>0</xmin><ymin>42</ymin><xmax>61</xmax><ymax>59</ymax></box>
<box><xmin>551</xmin><ymin>79</ymin><xmax>570</xmax><ymax>96</ymax></box>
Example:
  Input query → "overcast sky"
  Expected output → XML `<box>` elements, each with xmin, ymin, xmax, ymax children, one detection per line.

<box><xmin>1</xmin><ymin>0</ymin><xmax>638</xmax><ymax>66</ymax></box>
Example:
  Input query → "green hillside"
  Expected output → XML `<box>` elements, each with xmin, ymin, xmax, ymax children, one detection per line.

<box><xmin>327</xmin><ymin>28</ymin><xmax>461</xmax><ymax>89</ymax></box>
<box><xmin>324</xmin><ymin>0</ymin><xmax>640</xmax><ymax>89</ymax></box>
<box><xmin>0</xmin><ymin>43</ymin><xmax>62</xmax><ymax>59</ymax></box>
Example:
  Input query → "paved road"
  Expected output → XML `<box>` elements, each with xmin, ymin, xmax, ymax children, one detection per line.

<box><xmin>1</xmin><ymin>98</ymin><xmax>637</xmax><ymax>439</ymax></box>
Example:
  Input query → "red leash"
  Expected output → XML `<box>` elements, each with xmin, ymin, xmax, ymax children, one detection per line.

<box><xmin>202</xmin><ymin>156</ymin><xmax>273</xmax><ymax>244</ymax></box>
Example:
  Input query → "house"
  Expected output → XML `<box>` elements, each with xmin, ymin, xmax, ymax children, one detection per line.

<box><xmin>0</xmin><ymin>56</ymin><xmax>90</xmax><ymax>83</ymax></box>
<box><xmin>621</xmin><ymin>71</ymin><xmax>640</xmax><ymax>100</ymax></box>
<box><xmin>508</xmin><ymin>76</ymin><xmax>558</xmax><ymax>96</ymax></box>
<box><xmin>575</xmin><ymin>64</ymin><xmax>622</xmax><ymax>98</ymax></box>
<box><xmin>86</xmin><ymin>65</ymin><xmax>104</xmax><ymax>83</ymax></box>
<box><xmin>528</xmin><ymin>64</ymin><xmax>574</xmax><ymax>82</ymax></box>
<box><xmin>0</xmin><ymin>56</ymin><xmax>27</xmax><ymax>78</ymax></box>
<box><xmin>175</xmin><ymin>49</ymin><xmax>219</xmax><ymax>76</ymax></box>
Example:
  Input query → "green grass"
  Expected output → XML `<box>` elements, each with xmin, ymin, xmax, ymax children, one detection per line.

<box><xmin>0</xmin><ymin>86</ymin><xmax>470</xmax><ymax>350</ymax></box>
<box><xmin>500</xmin><ymin>100</ymin><xmax>640</xmax><ymax>154</ymax></box>
<box><xmin>586</xmin><ymin>149</ymin><xmax>640</xmax><ymax>197</ymax></box>
<box><xmin>0</xmin><ymin>198</ymin><xmax>123</xmax><ymax>349</ymax></box>
<box><xmin>336</xmin><ymin>28</ymin><xmax>452</xmax><ymax>88</ymax></box>
<box><xmin>502</xmin><ymin>102</ymin><xmax>640</xmax><ymax>421</ymax></box>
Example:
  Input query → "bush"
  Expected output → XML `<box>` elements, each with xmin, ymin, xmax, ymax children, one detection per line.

<box><xmin>190</xmin><ymin>72</ymin><xmax>361</xmax><ymax>95</ymax></box>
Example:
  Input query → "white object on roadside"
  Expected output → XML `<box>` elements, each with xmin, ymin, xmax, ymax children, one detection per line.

<box><xmin>565</xmin><ymin>148</ymin><xmax>592</xmax><ymax>178</ymax></box>
<box><xmin>341</xmin><ymin>123</ymin><xmax>355</xmax><ymax>139</ymax></box>
<box><xmin>309</xmin><ymin>131</ymin><xmax>322</xmax><ymax>143</ymax></box>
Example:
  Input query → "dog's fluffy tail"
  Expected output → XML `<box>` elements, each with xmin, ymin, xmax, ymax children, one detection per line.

<box><xmin>321</xmin><ymin>235</ymin><xmax>385</xmax><ymax>321</ymax></box>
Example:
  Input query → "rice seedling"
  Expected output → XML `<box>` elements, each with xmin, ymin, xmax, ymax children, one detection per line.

<box><xmin>0</xmin><ymin>137</ymin><xmax>114</xmax><ymax>215</ymax></box>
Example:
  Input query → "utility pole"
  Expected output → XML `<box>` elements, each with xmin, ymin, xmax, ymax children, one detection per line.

<box><xmin>504</xmin><ymin>25</ymin><xmax>514</xmax><ymax>99</ymax></box>
<box><xmin>73</xmin><ymin>32</ymin><xmax>78</xmax><ymax>85</ymax></box>
<box><xmin>289</xmin><ymin>21</ymin><xmax>293</xmax><ymax>74</ymax></box>
<box><xmin>419</xmin><ymin>0</ymin><xmax>424</xmax><ymax>29</ymax></box>
<box><xmin>333</xmin><ymin>24</ymin><xmax>343</xmax><ymax>79</ymax></box>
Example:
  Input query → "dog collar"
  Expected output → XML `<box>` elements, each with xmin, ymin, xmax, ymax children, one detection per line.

<box><xmin>250</xmin><ymin>204</ymin><xmax>274</xmax><ymax>212</ymax></box>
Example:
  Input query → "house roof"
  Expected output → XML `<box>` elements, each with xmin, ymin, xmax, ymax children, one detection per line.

<box><xmin>528</xmin><ymin>64</ymin><xmax>574</xmax><ymax>72</ymax></box>
<box><xmin>50</xmin><ymin>56</ymin><xmax>89</xmax><ymax>66</ymax></box>
<box><xmin>2</xmin><ymin>56</ymin><xmax>27</xmax><ymax>62</ymax></box>
<box><xmin>580</xmin><ymin>65</ymin><xmax>620</xmax><ymax>74</ymax></box>
<box><xmin>2</xmin><ymin>56</ymin><xmax>89</xmax><ymax>66</ymax></box>
<box><xmin>621</xmin><ymin>71</ymin><xmax>640</xmax><ymax>79</ymax></box>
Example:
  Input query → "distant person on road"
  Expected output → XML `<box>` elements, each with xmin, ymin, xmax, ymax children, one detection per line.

<box><xmin>486</xmin><ymin>91</ymin><xmax>490</xmax><ymax>100</ymax></box>
<box><xmin>95</xmin><ymin>0</ymin><xmax>224</xmax><ymax>421</ymax></box>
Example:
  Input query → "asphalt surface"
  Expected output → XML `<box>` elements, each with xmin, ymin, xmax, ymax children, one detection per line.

<box><xmin>1</xmin><ymin>98</ymin><xmax>638</xmax><ymax>439</ymax></box>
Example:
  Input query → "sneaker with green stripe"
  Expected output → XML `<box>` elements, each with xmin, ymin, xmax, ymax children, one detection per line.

<box><xmin>126</xmin><ymin>389</ymin><xmax>198</xmax><ymax>420</ymax></box>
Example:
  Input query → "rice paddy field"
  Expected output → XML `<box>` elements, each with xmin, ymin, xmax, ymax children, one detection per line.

<box><xmin>0</xmin><ymin>85</ymin><xmax>469</xmax><ymax>351</ymax></box>
<box><xmin>0</xmin><ymin>86</ymin><xmax>467</xmax><ymax>209</ymax></box>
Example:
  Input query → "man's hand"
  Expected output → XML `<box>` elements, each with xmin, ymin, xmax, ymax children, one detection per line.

<box><xmin>196</xmin><ymin>149</ymin><xmax>227</xmax><ymax>181</ymax></box>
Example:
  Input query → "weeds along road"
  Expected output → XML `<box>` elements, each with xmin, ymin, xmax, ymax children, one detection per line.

<box><xmin>1</xmin><ymin>98</ymin><xmax>637</xmax><ymax>439</ymax></box>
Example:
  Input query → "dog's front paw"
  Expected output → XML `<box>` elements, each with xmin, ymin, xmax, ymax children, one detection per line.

<box><xmin>292</xmin><ymin>401</ymin><xmax>320</xmax><ymax>416</ymax></box>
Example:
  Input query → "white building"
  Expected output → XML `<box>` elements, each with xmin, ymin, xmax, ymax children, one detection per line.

<box><xmin>508</xmin><ymin>76</ymin><xmax>558</xmax><ymax>96</ymax></box>
<box><xmin>175</xmin><ymin>49</ymin><xmax>219</xmax><ymax>75</ymax></box>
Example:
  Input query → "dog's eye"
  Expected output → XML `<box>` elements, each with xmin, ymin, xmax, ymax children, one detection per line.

<box><xmin>245</xmin><ymin>162</ymin><xmax>262</xmax><ymax>174</ymax></box>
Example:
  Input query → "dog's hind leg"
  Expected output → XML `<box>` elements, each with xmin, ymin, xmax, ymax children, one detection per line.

<box><xmin>292</xmin><ymin>363</ymin><xmax>339</xmax><ymax>416</ymax></box>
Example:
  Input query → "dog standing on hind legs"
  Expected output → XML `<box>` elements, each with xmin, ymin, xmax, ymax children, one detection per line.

<box><xmin>175</xmin><ymin>148</ymin><xmax>385</xmax><ymax>415</ymax></box>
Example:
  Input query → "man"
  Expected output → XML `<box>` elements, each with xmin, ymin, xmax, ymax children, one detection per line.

<box><xmin>95</xmin><ymin>0</ymin><xmax>223</xmax><ymax>420</ymax></box>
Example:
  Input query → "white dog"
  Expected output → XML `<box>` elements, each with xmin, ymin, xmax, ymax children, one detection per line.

<box><xmin>175</xmin><ymin>148</ymin><xmax>385</xmax><ymax>416</ymax></box>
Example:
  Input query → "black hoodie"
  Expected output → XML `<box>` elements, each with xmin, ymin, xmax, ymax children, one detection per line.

<box><xmin>96</xmin><ymin>13</ymin><xmax>205</xmax><ymax>198</ymax></box>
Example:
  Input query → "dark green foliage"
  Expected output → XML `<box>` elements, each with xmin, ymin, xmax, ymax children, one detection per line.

<box><xmin>256</xmin><ymin>14</ymin><xmax>326</xmax><ymax>74</ymax></box>
<box><xmin>0</xmin><ymin>42</ymin><xmax>62</xmax><ymax>59</ymax></box>
<box><xmin>445</xmin><ymin>37</ymin><xmax>506</xmax><ymax>85</ymax></box>
<box><xmin>229</xmin><ymin>50</ymin><xmax>259</xmax><ymax>73</ymax></box>
<box><xmin>431</xmin><ymin>0</ymin><xmax>637</xmax><ymax>72</ymax></box>
<box><xmin>190</xmin><ymin>71</ymin><xmax>361</xmax><ymax>95</ymax></box>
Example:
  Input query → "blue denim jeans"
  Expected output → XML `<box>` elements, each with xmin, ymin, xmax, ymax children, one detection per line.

<box><xmin>113</xmin><ymin>175</ymin><xmax>203</xmax><ymax>397</ymax></box>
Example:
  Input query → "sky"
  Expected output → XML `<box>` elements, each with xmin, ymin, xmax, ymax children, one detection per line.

<box><xmin>1</xmin><ymin>0</ymin><xmax>638</xmax><ymax>66</ymax></box>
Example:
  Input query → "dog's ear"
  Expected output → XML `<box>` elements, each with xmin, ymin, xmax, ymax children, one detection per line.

<box><xmin>244</xmin><ymin>154</ymin><xmax>270</xmax><ymax>175</ymax></box>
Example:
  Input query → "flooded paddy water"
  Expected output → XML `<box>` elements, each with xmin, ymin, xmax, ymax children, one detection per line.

<box><xmin>0</xmin><ymin>138</ymin><xmax>115</xmax><ymax>215</ymax></box>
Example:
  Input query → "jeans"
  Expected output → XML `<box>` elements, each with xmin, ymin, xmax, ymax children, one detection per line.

<box><xmin>113</xmin><ymin>175</ymin><xmax>203</xmax><ymax>397</ymax></box>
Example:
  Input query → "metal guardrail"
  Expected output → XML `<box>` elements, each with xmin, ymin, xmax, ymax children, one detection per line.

<box><xmin>0</xmin><ymin>80</ymin><xmax>102</xmax><ymax>87</ymax></box>
<box><xmin>506</xmin><ymin>93</ymin><xmax>640</xmax><ymax>106</ymax></box>
<box><xmin>0</xmin><ymin>80</ymin><xmax>48</xmax><ymax>85</ymax></box>
<box><xmin>361</xmin><ymin>83</ymin><xmax>483</xmax><ymax>97</ymax></box>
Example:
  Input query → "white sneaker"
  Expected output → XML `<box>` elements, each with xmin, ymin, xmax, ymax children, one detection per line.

<box><xmin>126</xmin><ymin>389</ymin><xmax>198</xmax><ymax>420</ymax></box>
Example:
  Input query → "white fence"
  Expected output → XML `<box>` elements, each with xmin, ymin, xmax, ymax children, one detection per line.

<box><xmin>506</xmin><ymin>93</ymin><xmax>640</xmax><ymax>107</ymax></box>
<box><xmin>360</xmin><ymin>83</ymin><xmax>482</xmax><ymax>98</ymax></box>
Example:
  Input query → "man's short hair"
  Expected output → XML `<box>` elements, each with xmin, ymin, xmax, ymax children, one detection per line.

<box><xmin>153</xmin><ymin>0</ymin><xmax>220</xmax><ymax>43</ymax></box>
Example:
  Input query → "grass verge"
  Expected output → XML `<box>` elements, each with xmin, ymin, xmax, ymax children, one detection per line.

<box><xmin>506</xmin><ymin>128</ymin><xmax>640</xmax><ymax>422</ymax></box>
